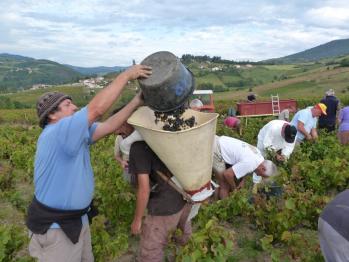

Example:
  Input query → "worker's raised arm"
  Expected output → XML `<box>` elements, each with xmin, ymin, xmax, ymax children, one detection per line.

<box><xmin>92</xmin><ymin>93</ymin><xmax>143</xmax><ymax>142</ymax></box>
<box><xmin>87</xmin><ymin>65</ymin><xmax>151</xmax><ymax>125</ymax></box>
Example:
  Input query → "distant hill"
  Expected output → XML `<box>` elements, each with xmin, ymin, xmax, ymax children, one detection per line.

<box><xmin>64</xmin><ymin>64</ymin><xmax>126</xmax><ymax>76</ymax></box>
<box><xmin>264</xmin><ymin>38</ymin><xmax>349</xmax><ymax>64</ymax></box>
<box><xmin>0</xmin><ymin>53</ymin><xmax>83</xmax><ymax>92</ymax></box>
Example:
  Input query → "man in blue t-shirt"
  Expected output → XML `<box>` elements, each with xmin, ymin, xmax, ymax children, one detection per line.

<box><xmin>27</xmin><ymin>65</ymin><xmax>151</xmax><ymax>262</ymax></box>
<box><xmin>290</xmin><ymin>103</ymin><xmax>327</xmax><ymax>143</ymax></box>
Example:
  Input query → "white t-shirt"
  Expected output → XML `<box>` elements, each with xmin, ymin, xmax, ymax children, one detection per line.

<box><xmin>290</xmin><ymin>107</ymin><xmax>317</xmax><ymax>141</ymax></box>
<box><xmin>257</xmin><ymin>120</ymin><xmax>296</xmax><ymax>159</ymax></box>
<box><xmin>218</xmin><ymin>136</ymin><xmax>264</xmax><ymax>179</ymax></box>
<box><xmin>114</xmin><ymin>130</ymin><xmax>143</xmax><ymax>161</ymax></box>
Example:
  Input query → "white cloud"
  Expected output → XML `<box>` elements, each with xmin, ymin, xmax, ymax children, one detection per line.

<box><xmin>306</xmin><ymin>6</ymin><xmax>349</xmax><ymax>28</ymax></box>
<box><xmin>0</xmin><ymin>0</ymin><xmax>348</xmax><ymax>66</ymax></box>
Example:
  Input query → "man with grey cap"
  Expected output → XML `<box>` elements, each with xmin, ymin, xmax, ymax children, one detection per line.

<box><xmin>257</xmin><ymin>120</ymin><xmax>297</xmax><ymax>162</ymax></box>
<box><xmin>213</xmin><ymin>136</ymin><xmax>277</xmax><ymax>199</ymax></box>
<box><xmin>319</xmin><ymin>89</ymin><xmax>340</xmax><ymax>132</ymax></box>
<box><xmin>26</xmin><ymin>64</ymin><xmax>151</xmax><ymax>262</ymax></box>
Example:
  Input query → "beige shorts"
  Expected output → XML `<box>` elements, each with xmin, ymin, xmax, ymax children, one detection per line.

<box><xmin>212</xmin><ymin>136</ymin><xmax>226</xmax><ymax>175</ymax></box>
<box><xmin>29</xmin><ymin>224</ymin><xmax>93</xmax><ymax>262</ymax></box>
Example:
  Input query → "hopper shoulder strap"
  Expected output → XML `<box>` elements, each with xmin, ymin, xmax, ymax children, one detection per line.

<box><xmin>156</xmin><ymin>170</ymin><xmax>194</xmax><ymax>204</ymax></box>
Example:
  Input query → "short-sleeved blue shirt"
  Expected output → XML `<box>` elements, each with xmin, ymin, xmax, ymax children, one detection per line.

<box><xmin>290</xmin><ymin>107</ymin><xmax>317</xmax><ymax>141</ymax></box>
<box><xmin>34</xmin><ymin>107</ymin><xmax>98</xmax><ymax>227</ymax></box>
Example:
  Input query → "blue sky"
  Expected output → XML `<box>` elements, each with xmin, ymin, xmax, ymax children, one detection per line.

<box><xmin>1</xmin><ymin>0</ymin><xmax>349</xmax><ymax>66</ymax></box>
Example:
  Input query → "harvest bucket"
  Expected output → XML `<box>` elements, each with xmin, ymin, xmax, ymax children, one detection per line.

<box><xmin>127</xmin><ymin>106</ymin><xmax>218</xmax><ymax>197</ymax></box>
<box><xmin>138</xmin><ymin>51</ymin><xmax>195</xmax><ymax>112</ymax></box>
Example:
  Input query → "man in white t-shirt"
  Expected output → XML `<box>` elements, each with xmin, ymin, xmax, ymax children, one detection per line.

<box><xmin>111</xmin><ymin>107</ymin><xmax>143</xmax><ymax>182</ymax></box>
<box><xmin>212</xmin><ymin>136</ymin><xmax>278</xmax><ymax>199</ymax></box>
<box><xmin>257</xmin><ymin>120</ymin><xmax>297</xmax><ymax>162</ymax></box>
<box><xmin>290</xmin><ymin>103</ymin><xmax>327</xmax><ymax>143</ymax></box>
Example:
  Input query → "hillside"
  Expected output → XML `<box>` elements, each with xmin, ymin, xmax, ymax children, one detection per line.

<box><xmin>0</xmin><ymin>53</ymin><xmax>83</xmax><ymax>92</ymax></box>
<box><xmin>264</xmin><ymin>38</ymin><xmax>349</xmax><ymax>64</ymax></box>
<box><xmin>184</xmin><ymin>60</ymin><xmax>326</xmax><ymax>93</ymax></box>
<box><xmin>64</xmin><ymin>64</ymin><xmax>126</xmax><ymax>76</ymax></box>
<box><xmin>2</xmin><ymin>60</ymin><xmax>349</xmax><ymax>110</ymax></box>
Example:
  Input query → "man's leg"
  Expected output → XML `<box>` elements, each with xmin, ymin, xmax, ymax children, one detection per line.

<box><xmin>29</xmin><ymin>225</ymin><xmax>93</xmax><ymax>262</ymax></box>
<box><xmin>212</xmin><ymin>136</ymin><xmax>228</xmax><ymax>199</ymax></box>
<box><xmin>81</xmin><ymin>225</ymin><xmax>94</xmax><ymax>262</ymax></box>
<box><xmin>176</xmin><ymin>204</ymin><xmax>193</xmax><ymax>245</ymax></box>
<box><xmin>139</xmin><ymin>209</ymin><xmax>184</xmax><ymax>262</ymax></box>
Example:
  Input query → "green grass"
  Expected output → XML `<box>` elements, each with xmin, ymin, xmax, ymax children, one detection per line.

<box><xmin>220</xmin><ymin>74</ymin><xmax>242</xmax><ymax>83</ymax></box>
<box><xmin>0</xmin><ymin>108</ymin><xmax>37</xmax><ymax>125</ymax></box>
<box><xmin>2</xmin><ymin>85</ymin><xmax>89</xmax><ymax>107</ymax></box>
<box><xmin>263</xmin><ymin>64</ymin><xmax>298</xmax><ymax>70</ymax></box>
<box><xmin>260</xmin><ymin>81</ymin><xmax>321</xmax><ymax>97</ymax></box>
<box><xmin>0</xmin><ymin>82</ymin><xmax>138</xmax><ymax>109</ymax></box>
<box><xmin>195</xmin><ymin>73</ymin><xmax>223</xmax><ymax>86</ymax></box>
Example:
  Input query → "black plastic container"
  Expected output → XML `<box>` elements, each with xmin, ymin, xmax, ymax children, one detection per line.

<box><xmin>138</xmin><ymin>51</ymin><xmax>195</xmax><ymax>112</ymax></box>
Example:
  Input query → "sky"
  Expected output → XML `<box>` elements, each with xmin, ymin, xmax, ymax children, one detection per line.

<box><xmin>1</xmin><ymin>0</ymin><xmax>349</xmax><ymax>67</ymax></box>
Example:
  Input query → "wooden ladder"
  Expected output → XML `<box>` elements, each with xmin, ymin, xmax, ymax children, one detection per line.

<box><xmin>271</xmin><ymin>94</ymin><xmax>280</xmax><ymax>115</ymax></box>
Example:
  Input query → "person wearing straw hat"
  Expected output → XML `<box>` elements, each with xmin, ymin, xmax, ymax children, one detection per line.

<box><xmin>257</xmin><ymin>120</ymin><xmax>297</xmax><ymax>162</ymax></box>
<box><xmin>26</xmin><ymin>65</ymin><xmax>151</xmax><ymax>262</ymax></box>
<box><xmin>319</xmin><ymin>89</ymin><xmax>340</xmax><ymax>132</ymax></box>
<box><xmin>290</xmin><ymin>103</ymin><xmax>327</xmax><ymax>144</ymax></box>
<box><xmin>128</xmin><ymin>141</ymin><xmax>192</xmax><ymax>262</ymax></box>
<box><xmin>212</xmin><ymin>136</ymin><xmax>278</xmax><ymax>199</ymax></box>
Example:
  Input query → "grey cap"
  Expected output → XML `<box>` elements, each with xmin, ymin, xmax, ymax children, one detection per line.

<box><xmin>36</xmin><ymin>92</ymin><xmax>71</xmax><ymax>128</ymax></box>
<box><xmin>263</xmin><ymin>160</ymin><xmax>278</xmax><ymax>177</ymax></box>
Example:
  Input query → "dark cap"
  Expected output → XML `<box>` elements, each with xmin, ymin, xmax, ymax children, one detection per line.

<box><xmin>36</xmin><ymin>92</ymin><xmax>71</xmax><ymax>128</ymax></box>
<box><xmin>284</xmin><ymin>124</ymin><xmax>297</xmax><ymax>143</ymax></box>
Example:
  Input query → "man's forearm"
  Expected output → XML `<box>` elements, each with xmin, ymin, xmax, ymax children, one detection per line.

<box><xmin>102</xmin><ymin>97</ymin><xmax>139</xmax><ymax>132</ymax></box>
<box><xmin>298</xmin><ymin>127</ymin><xmax>308</xmax><ymax>137</ymax></box>
<box><xmin>134</xmin><ymin>183</ymin><xmax>150</xmax><ymax>223</ymax></box>
<box><xmin>297</xmin><ymin>122</ymin><xmax>310</xmax><ymax>138</ymax></box>
<box><xmin>311</xmin><ymin>128</ymin><xmax>318</xmax><ymax>139</ymax></box>
<box><xmin>87</xmin><ymin>64</ymin><xmax>151</xmax><ymax>125</ymax></box>
<box><xmin>88</xmin><ymin>73</ymin><xmax>129</xmax><ymax>123</ymax></box>
<box><xmin>223</xmin><ymin>169</ymin><xmax>237</xmax><ymax>189</ymax></box>
<box><xmin>92</xmin><ymin>94</ymin><xmax>142</xmax><ymax>141</ymax></box>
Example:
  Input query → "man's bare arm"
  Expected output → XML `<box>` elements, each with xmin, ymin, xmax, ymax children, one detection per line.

<box><xmin>87</xmin><ymin>65</ymin><xmax>151</xmax><ymax>125</ymax></box>
<box><xmin>131</xmin><ymin>174</ymin><xmax>150</xmax><ymax>235</ymax></box>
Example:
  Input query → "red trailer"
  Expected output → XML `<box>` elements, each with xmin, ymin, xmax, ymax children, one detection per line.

<box><xmin>237</xmin><ymin>99</ymin><xmax>297</xmax><ymax>116</ymax></box>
